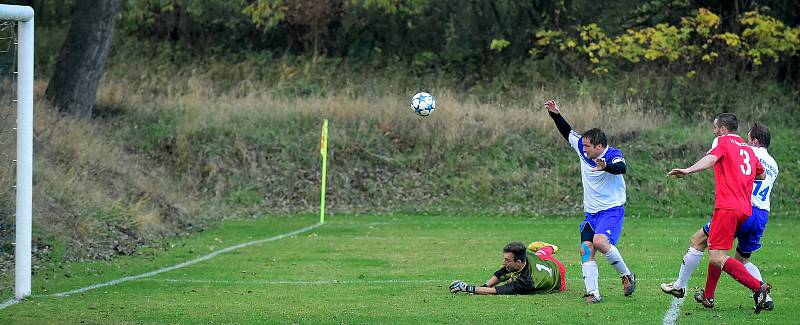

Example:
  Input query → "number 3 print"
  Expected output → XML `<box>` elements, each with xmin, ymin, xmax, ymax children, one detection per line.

<box><xmin>739</xmin><ymin>149</ymin><xmax>751</xmax><ymax>175</ymax></box>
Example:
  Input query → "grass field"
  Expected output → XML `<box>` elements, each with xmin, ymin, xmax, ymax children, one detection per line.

<box><xmin>1</xmin><ymin>213</ymin><xmax>797</xmax><ymax>324</ymax></box>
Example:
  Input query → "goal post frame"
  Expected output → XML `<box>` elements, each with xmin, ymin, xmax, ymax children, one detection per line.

<box><xmin>0</xmin><ymin>4</ymin><xmax>34</xmax><ymax>300</ymax></box>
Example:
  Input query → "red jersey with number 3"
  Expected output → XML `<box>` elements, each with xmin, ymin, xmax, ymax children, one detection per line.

<box><xmin>707</xmin><ymin>134</ymin><xmax>764</xmax><ymax>215</ymax></box>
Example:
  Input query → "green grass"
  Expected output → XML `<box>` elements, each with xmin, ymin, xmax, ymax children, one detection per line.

<box><xmin>2</xmin><ymin>213</ymin><xmax>798</xmax><ymax>324</ymax></box>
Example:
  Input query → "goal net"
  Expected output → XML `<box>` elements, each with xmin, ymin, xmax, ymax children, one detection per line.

<box><xmin>0</xmin><ymin>19</ymin><xmax>19</xmax><ymax>296</ymax></box>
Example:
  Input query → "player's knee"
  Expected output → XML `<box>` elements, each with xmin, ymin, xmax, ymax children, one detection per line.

<box><xmin>690</xmin><ymin>231</ymin><xmax>708</xmax><ymax>250</ymax></box>
<box><xmin>592</xmin><ymin>237</ymin><xmax>610</xmax><ymax>253</ymax></box>
<box><xmin>690</xmin><ymin>240</ymin><xmax>707</xmax><ymax>252</ymax></box>
<box><xmin>708</xmin><ymin>253</ymin><xmax>726</xmax><ymax>266</ymax></box>
<box><xmin>580</xmin><ymin>242</ymin><xmax>592</xmax><ymax>263</ymax></box>
<box><xmin>735</xmin><ymin>247</ymin><xmax>751</xmax><ymax>263</ymax></box>
<box><xmin>734</xmin><ymin>254</ymin><xmax>749</xmax><ymax>264</ymax></box>
<box><xmin>691</xmin><ymin>243</ymin><xmax>707</xmax><ymax>252</ymax></box>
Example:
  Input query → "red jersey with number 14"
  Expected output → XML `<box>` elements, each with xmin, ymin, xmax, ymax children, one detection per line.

<box><xmin>707</xmin><ymin>134</ymin><xmax>764</xmax><ymax>215</ymax></box>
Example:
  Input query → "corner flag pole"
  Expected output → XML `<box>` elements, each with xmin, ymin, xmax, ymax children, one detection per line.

<box><xmin>319</xmin><ymin>119</ymin><xmax>329</xmax><ymax>224</ymax></box>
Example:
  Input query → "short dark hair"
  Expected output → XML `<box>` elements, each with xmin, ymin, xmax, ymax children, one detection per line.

<box><xmin>503</xmin><ymin>241</ymin><xmax>527</xmax><ymax>263</ymax></box>
<box><xmin>749</xmin><ymin>123</ymin><xmax>771</xmax><ymax>148</ymax></box>
<box><xmin>582</xmin><ymin>128</ymin><xmax>607</xmax><ymax>147</ymax></box>
<box><xmin>715</xmin><ymin>113</ymin><xmax>738</xmax><ymax>132</ymax></box>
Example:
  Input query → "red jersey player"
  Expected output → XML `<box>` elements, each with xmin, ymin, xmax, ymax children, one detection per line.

<box><xmin>668</xmin><ymin>113</ymin><xmax>770</xmax><ymax>313</ymax></box>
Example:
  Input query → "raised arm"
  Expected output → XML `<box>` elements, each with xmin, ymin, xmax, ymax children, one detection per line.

<box><xmin>545</xmin><ymin>100</ymin><xmax>572</xmax><ymax>140</ymax></box>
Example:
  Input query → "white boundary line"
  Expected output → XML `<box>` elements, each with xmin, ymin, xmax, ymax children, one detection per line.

<box><xmin>0</xmin><ymin>298</ymin><xmax>18</xmax><ymax>309</ymax></box>
<box><xmin>0</xmin><ymin>223</ymin><xmax>321</xmax><ymax>310</ymax></box>
<box><xmin>662</xmin><ymin>297</ymin><xmax>684</xmax><ymax>325</ymax></box>
<box><xmin>134</xmin><ymin>278</ymin><xmax>448</xmax><ymax>285</ymax></box>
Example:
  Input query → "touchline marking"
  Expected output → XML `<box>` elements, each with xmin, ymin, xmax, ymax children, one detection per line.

<box><xmin>134</xmin><ymin>278</ymin><xmax>449</xmax><ymax>285</ymax></box>
<box><xmin>0</xmin><ymin>298</ymin><xmax>19</xmax><ymax>309</ymax></box>
<box><xmin>663</xmin><ymin>297</ymin><xmax>684</xmax><ymax>325</ymax></box>
<box><xmin>0</xmin><ymin>223</ymin><xmax>322</xmax><ymax>310</ymax></box>
<box><xmin>47</xmin><ymin>223</ymin><xmax>322</xmax><ymax>297</ymax></box>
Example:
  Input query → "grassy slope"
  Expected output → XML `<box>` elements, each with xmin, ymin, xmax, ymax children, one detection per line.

<box><xmin>99</xmin><ymin>88</ymin><xmax>799</xmax><ymax>218</ymax></box>
<box><xmin>1</xmin><ymin>214</ymin><xmax>798</xmax><ymax>324</ymax></box>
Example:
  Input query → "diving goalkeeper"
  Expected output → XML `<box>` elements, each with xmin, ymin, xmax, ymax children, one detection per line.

<box><xmin>449</xmin><ymin>241</ymin><xmax>566</xmax><ymax>295</ymax></box>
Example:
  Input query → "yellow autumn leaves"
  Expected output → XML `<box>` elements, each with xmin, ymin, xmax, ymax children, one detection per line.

<box><xmin>534</xmin><ymin>8</ymin><xmax>800</xmax><ymax>74</ymax></box>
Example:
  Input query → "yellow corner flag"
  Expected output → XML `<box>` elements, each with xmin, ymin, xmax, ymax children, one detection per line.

<box><xmin>319</xmin><ymin>119</ymin><xmax>329</xmax><ymax>223</ymax></box>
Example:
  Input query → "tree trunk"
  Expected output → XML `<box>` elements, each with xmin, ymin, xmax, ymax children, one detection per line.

<box><xmin>44</xmin><ymin>0</ymin><xmax>119</xmax><ymax>119</ymax></box>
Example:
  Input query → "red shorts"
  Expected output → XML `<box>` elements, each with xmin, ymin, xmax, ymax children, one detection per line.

<box><xmin>536</xmin><ymin>249</ymin><xmax>567</xmax><ymax>291</ymax></box>
<box><xmin>708</xmin><ymin>208</ymin><xmax>750</xmax><ymax>250</ymax></box>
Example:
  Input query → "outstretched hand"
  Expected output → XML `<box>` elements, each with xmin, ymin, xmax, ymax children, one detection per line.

<box><xmin>449</xmin><ymin>280</ymin><xmax>475</xmax><ymax>294</ymax></box>
<box><xmin>545</xmin><ymin>100</ymin><xmax>560</xmax><ymax>114</ymax></box>
<box><xmin>592</xmin><ymin>158</ymin><xmax>607</xmax><ymax>172</ymax></box>
<box><xmin>667</xmin><ymin>168</ymin><xmax>689</xmax><ymax>178</ymax></box>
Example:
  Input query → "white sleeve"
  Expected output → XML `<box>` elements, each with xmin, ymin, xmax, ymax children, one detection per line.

<box><xmin>707</xmin><ymin>137</ymin><xmax>719</xmax><ymax>155</ymax></box>
<box><xmin>568</xmin><ymin>130</ymin><xmax>581</xmax><ymax>154</ymax></box>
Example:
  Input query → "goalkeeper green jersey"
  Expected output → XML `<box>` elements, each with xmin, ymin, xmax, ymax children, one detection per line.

<box><xmin>493</xmin><ymin>252</ymin><xmax>561</xmax><ymax>295</ymax></box>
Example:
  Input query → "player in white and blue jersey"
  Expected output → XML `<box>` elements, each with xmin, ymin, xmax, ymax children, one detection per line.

<box><xmin>661</xmin><ymin>123</ymin><xmax>777</xmax><ymax>310</ymax></box>
<box><xmin>545</xmin><ymin>100</ymin><xmax>635</xmax><ymax>304</ymax></box>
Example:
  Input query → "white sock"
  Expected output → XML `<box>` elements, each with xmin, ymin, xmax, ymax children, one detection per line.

<box><xmin>603</xmin><ymin>245</ymin><xmax>631</xmax><ymax>276</ymax></box>
<box><xmin>744</xmin><ymin>262</ymin><xmax>763</xmax><ymax>282</ymax></box>
<box><xmin>675</xmin><ymin>247</ymin><xmax>704</xmax><ymax>289</ymax></box>
<box><xmin>582</xmin><ymin>260</ymin><xmax>599</xmax><ymax>295</ymax></box>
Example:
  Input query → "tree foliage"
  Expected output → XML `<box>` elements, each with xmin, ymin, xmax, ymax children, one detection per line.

<box><xmin>29</xmin><ymin>0</ymin><xmax>800</xmax><ymax>83</ymax></box>
<box><xmin>534</xmin><ymin>8</ymin><xmax>800</xmax><ymax>76</ymax></box>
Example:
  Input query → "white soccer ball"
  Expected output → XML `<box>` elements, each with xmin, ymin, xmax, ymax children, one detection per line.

<box><xmin>410</xmin><ymin>92</ymin><xmax>435</xmax><ymax>117</ymax></box>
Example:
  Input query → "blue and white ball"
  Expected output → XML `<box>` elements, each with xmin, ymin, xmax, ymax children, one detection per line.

<box><xmin>411</xmin><ymin>92</ymin><xmax>435</xmax><ymax>117</ymax></box>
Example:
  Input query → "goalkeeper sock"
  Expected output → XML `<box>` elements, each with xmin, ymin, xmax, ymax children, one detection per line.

<box><xmin>604</xmin><ymin>245</ymin><xmax>631</xmax><ymax>276</ymax></box>
<box><xmin>582</xmin><ymin>260</ymin><xmax>599</xmax><ymax>295</ymax></box>
<box><xmin>675</xmin><ymin>247</ymin><xmax>704</xmax><ymax>289</ymax></box>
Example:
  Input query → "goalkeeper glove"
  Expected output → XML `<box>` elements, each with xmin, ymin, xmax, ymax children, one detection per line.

<box><xmin>449</xmin><ymin>280</ymin><xmax>475</xmax><ymax>294</ymax></box>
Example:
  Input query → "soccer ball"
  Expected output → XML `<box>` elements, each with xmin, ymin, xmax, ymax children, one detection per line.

<box><xmin>411</xmin><ymin>92</ymin><xmax>435</xmax><ymax>117</ymax></box>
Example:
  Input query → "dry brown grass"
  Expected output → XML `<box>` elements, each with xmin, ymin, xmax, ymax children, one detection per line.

<box><xmin>98</xmin><ymin>75</ymin><xmax>666</xmax><ymax>149</ymax></box>
<box><xmin>36</xmin><ymin>104</ymin><xmax>196</xmax><ymax>229</ymax></box>
<box><xmin>0</xmin><ymin>88</ymin><xmax>201</xmax><ymax>261</ymax></box>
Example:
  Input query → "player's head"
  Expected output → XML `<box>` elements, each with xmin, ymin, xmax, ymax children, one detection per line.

<box><xmin>502</xmin><ymin>241</ymin><xmax>527</xmax><ymax>272</ymax></box>
<box><xmin>748</xmin><ymin>123</ymin><xmax>771</xmax><ymax>148</ymax></box>
<box><xmin>582</xmin><ymin>128</ymin><xmax>607</xmax><ymax>159</ymax></box>
<box><xmin>713</xmin><ymin>113</ymin><xmax>738</xmax><ymax>136</ymax></box>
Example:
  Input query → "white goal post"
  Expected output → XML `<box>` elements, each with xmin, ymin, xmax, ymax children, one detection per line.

<box><xmin>0</xmin><ymin>4</ymin><xmax>33</xmax><ymax>300</ymax></box>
